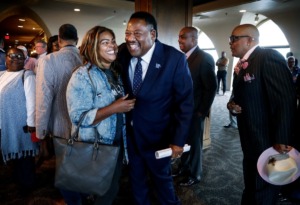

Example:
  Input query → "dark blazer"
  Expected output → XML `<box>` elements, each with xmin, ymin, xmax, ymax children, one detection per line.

<box><xmin>118</xmin><ymin>40</ymin><xmax>194</xmax><ymax>153</ymax></box>
<box><xmin>188</xmin><ymin>46</ymin><xmax>217</xmax><ymax>116</ymax></box>
<box><xmin>232</xmin><ymin>46</ymin><xmax>297</xmax><ymax>159</ymax></box>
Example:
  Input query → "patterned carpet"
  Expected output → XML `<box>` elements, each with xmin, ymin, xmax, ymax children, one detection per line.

<box><xmin>175</xmin><ymin>93</ymin><xmax>243</xmax><ymax>205</ymax></box>
<box><xmin>174</xmin><ymin>93</ymin><xmax>300</xmax><ymax>205</ymax></box>
<box><xmin>1</xmin><ymin>92</ymin><xmax>299</xmax><ymax>205</ymax></box>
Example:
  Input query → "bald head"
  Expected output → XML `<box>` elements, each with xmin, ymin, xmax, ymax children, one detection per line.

<box><xmin>233</xmin><ymin>24</ymin><xmax>259</xmax><ymax>44</ymax></box>
<box><xmin>181</xmin><ymin>27</ymin><xmax>199</xmax><ymax>38</ymax></box>
<box><xmin>229</xmin><ymin>24</ymin><xmax>260</xmax><ymax>58</ymax></box>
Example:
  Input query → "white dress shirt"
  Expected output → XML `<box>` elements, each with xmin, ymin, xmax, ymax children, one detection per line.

<box><xmin>129</xmin><ymin>43</ymin><xmax>156</xmax><ymax>86</ymax></box>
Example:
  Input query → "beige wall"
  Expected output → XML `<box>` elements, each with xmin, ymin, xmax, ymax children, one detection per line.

<box><xmin>194</xmin><ymin>11</ymin><xmax>300</xmax><ymax>91</ymax></box>
<box><xmin>1</xmin><ymin>1</ymin><xmax>299</xmax><ymax>81</ymax></box>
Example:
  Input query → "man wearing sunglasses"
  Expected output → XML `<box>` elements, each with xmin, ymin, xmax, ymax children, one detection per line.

<box><xmin>227</xmin><ymin>24</ymin><xmax>297</xmax><ymax>204</ymax></box>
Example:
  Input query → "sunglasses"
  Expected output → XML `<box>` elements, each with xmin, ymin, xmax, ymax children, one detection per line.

<box><xmin>229</xmin><ymin>35</ymin><xmax>252</xmax><ymax>43</ymax></box>
<box><xmin>7</xmin><ymin>53</ymin><xmax>25</xmax><ymax>60</ymax></box>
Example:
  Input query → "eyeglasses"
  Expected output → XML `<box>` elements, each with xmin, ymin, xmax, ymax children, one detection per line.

<box><xmin>7</xmin><ymin>53</ymin><xmax>25</xmax><ymax>60</ymax></box>
<box><xmin>229</xmin><ymin>35</ymin><xmax>252</xmax><ymax>43</ymax></box>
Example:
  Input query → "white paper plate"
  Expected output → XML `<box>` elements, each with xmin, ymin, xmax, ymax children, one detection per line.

<box><xmin>257</xmin><ymin>147</ymin><xmax>300</xmax><ymax>185</ymax></box>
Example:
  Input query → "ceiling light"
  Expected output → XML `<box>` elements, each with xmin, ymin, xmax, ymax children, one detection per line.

<box><xmin>33</xmin><ymin>27</ymin><xmax>36</xmax><ymax>30</ymax></box>
<box><xmin>19</xmin><ymin>18</ymin><xmax>25</xmax><ymax>21</ymax></box>
<box><xmin>74</xmin><ymin>8</ymin><xmax>80</xmax><ymax>12</ymax></box>
<box><xmin>18</xmin><ymin>25</ymin><xmax>23</xmax><ymax>28</ymax></box>
<box><xmin>239</xmin><ymin>10</ymin><xmax>246</xmax><ymax>13</ymax></box>
<box><xmin>254</xmin><ymin>14</ymin><xmax>259</xmax><ymax>24</ymax></box>
<box><xmin>123</xmin><ymin>20</ymin><xmax>127</xmax><ymax>26</ymax></box>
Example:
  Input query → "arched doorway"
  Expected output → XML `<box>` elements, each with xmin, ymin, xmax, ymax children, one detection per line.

<box><xmin>0</xmin><ymin>5</ymin><xmax>50</xmax><ymax>52</ymax></box>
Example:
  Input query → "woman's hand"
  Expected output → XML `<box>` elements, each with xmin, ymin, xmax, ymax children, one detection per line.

<box><xmin>112</xmin><ymin>94</ymin><xmax>136</xmax><ymax>113</ymax></box>
<box><xmin>93</xmin><ymin>94</ymin><xmax>136</xmax><ymax>124</ymax></box>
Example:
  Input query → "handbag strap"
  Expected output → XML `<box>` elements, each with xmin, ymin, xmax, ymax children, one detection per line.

<box><xmin>71</xmin><ymin>111</ymin><xmax>88</xmax><ymax>141</ymax></box>
<box><xmin>87</xmin><ymin>68</ymin><xmax>97</xmax><ymax>98</ymax></box>
<box><xmin>69</xmin><ymin>69</ymin><xmax>99</xmax><ymax>143</ymax></box>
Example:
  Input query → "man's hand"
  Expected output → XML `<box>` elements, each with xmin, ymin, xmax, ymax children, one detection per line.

<box><xmin>273</xmin><ymin>144</ymin><xmax>293</xmax><ymax>154</ymax></box>
<box><xmin>227</xmin><ymin>101</ymin><xmax>242</xmax><ymax>115</ymax></box>
<box><xmin>170</xmin><ymin>144</ymin><xmax>183</xmax><ymax>159</ymax></box>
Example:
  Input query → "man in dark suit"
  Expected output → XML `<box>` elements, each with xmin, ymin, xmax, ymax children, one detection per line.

<box><xmin>227</xmin><ymin>24</ymin><xmax>297</xmax><ymax>205</ymax></box>
<box><xmin>118</xmin><ymin>12</ymin><xmax>193</xmax><ymax>205</ymax></box>
<box><xmin>173</xmin><ymin>26</ymin><xmax>217</xmax><ymax>186</ymax></box>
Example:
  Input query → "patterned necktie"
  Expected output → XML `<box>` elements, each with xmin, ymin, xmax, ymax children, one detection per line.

<box><xmin>132</xmin><ymin>57</ymin><xmax>143</xmax><ymax>95</ymax></box>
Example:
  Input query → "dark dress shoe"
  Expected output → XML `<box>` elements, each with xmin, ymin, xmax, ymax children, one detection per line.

<box><xmin>172</xmin><ymin>168</ymin><xmax>187</xmax><ymax>178</ymax></box>
<box><xmin>179</xmin><ymin>177</ymin><xmax>200</xmax><ymax>187</ymax></box>
<box><xmin>223</xmin><ymin>124</ymin><xmax>231</xmax><ymax>128</ymax></box>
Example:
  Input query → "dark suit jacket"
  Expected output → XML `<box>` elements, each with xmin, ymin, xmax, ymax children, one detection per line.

<box><xmin>118</xmin><ymin>41</ymin><xmax>194</xmax><ymax>154</ymax></box>
<box><xmin>232</xmin><ymin>46</ymin><xmax>297</xmax><ymax>159</ymax></box>
<box><xmin>188</xmin><ymin>46</ymin><xmax>217</xmax><ymax>116</ymax></box>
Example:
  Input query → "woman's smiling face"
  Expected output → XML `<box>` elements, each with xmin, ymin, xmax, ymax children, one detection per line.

<box><xmin>98</xmin><ymin>31</ymin><xmax>118</xmax><ymax>65</ymax></box>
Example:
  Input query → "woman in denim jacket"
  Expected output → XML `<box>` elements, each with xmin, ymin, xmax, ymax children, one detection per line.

<box><xmin>66</xmin><ymin>26</ymin><xmax>135</xmax><ymax>205</ymax></box>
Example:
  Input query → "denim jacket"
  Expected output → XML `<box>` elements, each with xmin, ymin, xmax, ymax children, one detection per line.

<box><xmin>66</xmin><ymin>62</ymin><xmax>127</xmax><ymax>161</ymax></box>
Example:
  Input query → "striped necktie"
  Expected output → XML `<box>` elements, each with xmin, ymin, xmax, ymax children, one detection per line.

<box><xmin>132</xmin><ymin>57</ymin><xmax>143</xmax><ymax>95</ymax></box>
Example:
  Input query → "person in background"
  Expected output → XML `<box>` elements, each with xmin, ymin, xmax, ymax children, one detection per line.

<box><xmin>296</xmin><ymin>75</ymin><xmax>300</xmax><ymax>151</ymax></box>
<box><xmin>287</xmin><ymin>56</ymin><xmax>300</xmax><ymax>83</ymax></box>
<box><xmin>30</xmin><ymin>53</ymin><xmax>38</xmax><ymax>59</ymax></box>
<box><xmin>216</xmin><ymin>51</ymin><xmax>229</xmax><ymax>95</ymax></box>
<box><xmin>67</xmin><ymin>25</ymin><xmax>135</xmax><ymax>205</ymax></box>
<box><xmin>224</xmin><ymin>70</ymin><xmax>238</xmax><ymax>129</ymax></box>
<box><xmin>34</xmin><ymin>39</ymin><xmax>47</xmax><ymax>59</ymax></box>
<box><xmin>35</xmin><ymin>24</ymin><xmax>82</xmax><ymax>205</ymax></box>
<box><xmin>17</xmin><ymin>45</ymin><xmax>37</xmax><ymax>71</ymax></box>
<box><xmin>0</xmin><ymin>37</ymin><xmax>6</xmax><ymax>71</ymax></box>
<box><xmin>34</xmin><ymin>39</ymin><xmax>47</xmax><ymax>73</ymax></box>
<box><xmin>228</xmin><ymin>24</ymin><xmax>296</xmax><ymax>205</ymax></box>
<box><xmin>173</xmin><ymin>26</ymin><xmax>217</xmax><ymax>187</ymax></box>
<box><xmin>286</xmin><ymin>51</ymin><xmax>298</xmax><ymax>67</ymax></box>
<box><xmin>0</xmin><ymin>48</ymin><xmax>38</xmax><ymax>196</ymax></box>
<box><xmin>47</xmin><ymin>35</ymin><xmax>59</xmax><ymax>54</ymax></box>
<box><xmin>223</xmin><ymin>109</ymin><xmax>238</xmax><ymax>129</ymax></box>
<box><xmin>118</xmin><ymin>11</ymin><xmax>193</xmax><ymax>205</ymax></box>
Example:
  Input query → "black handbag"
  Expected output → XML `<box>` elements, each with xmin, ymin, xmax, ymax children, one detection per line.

<box><xmin>52</xmin><ymin>112</ymin><xmax>120</xmax><ymax>196</ymax></box>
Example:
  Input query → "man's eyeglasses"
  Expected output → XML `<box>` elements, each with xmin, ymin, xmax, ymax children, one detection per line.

<box><xmin>7</xmin><ymin>53</ymin><xmax>25</xmax><ymax>60</ymax></box>
<box><xmin>229</xmin><ymin>35</ymin><xmax>252</xmax><ymax>43</ymax></box>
